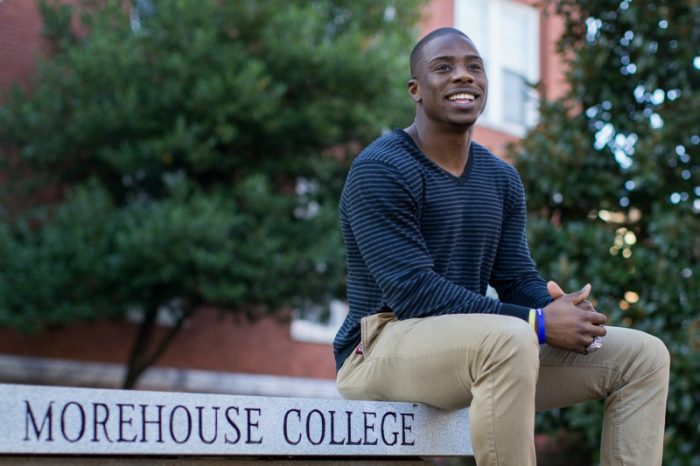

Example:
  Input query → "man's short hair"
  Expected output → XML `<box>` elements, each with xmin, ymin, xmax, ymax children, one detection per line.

<box><xmin>410</xmin><ymin>27</ymin><xmax>471</xmax><ymax>78</ymax></box>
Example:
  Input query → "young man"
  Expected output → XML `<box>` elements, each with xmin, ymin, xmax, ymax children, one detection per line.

<box><xmin>334</xmin><ymin>27</ymin><xmax>669</xmax><ymax>466</ymax></box>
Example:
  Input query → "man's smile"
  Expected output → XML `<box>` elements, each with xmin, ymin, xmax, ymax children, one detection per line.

<box><xmin>445</xmin><ymin>89</ymin><xmax>481</xmax><ymax>108</ymax></box>
<box><xmin>447</xmin><ymin>92</ymin><xmax>476</xmax><ymax>103</ymax></box>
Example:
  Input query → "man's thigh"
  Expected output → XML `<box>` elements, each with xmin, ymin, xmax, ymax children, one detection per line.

<box><xmin>535</xmin><ymin>325</ymin><xmax>667</xmax><ymax>410</ymax></box>
<box><xmin>337</xmin><ymin>312</ymin><xmax>536</xmax><ymax>410</ymax></box>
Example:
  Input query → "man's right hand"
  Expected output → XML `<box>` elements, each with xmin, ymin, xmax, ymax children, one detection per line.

<box><xmin>542</xmin><ymin>283</ymin><xmax>607</xmax><ymax>354</ymax></box>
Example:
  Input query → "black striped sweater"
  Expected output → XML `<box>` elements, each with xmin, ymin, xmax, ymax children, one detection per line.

<box><xmin>333</xmin><ymin>129</ymin><xmax>552</xmax><ymax>370</ymax></box>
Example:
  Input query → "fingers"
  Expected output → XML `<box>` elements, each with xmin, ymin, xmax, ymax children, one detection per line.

<box><xmin>586</xmin><ymin>310</ymin><xmax>607</xmax><ymax>326</ymax></box>
<box><xmin>587</xmin><ymin>322</ymin><xmax>607</xmax><ymax>337</ymax></box>
<box><xmin>547</xmin><ymin>280</ymin><xmax>565</xmax><ymax>299</ymax></box>
<box><xmin>597</xmin><ymin>320</ymin><xmax>607</xmax><ymax>335</ymax></box>
<box><xmin>573</xmin><ymin>283</ymin><xmax>591</xmax><ymax>304</ymax></box>
<box><xmin>547</xmin><ymin>281</ymin><xmax>592</xmax><ymax>306</ymax></box>
<box><xmin>577</xmin><ymin>299</ymin><xmax>596</xmax><ymax>312</ymax></box>
<box><xmin>578</xmin><ymin>311</ymin><xmax>606</xmax><ymax>335</ymax></box>
<box><xmin>542</xmin><ymin>302</ymin><xmax>607</xmax><ymax>354</ymax></box>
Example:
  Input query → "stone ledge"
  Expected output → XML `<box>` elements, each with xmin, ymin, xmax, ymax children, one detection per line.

<box><xmin>0</xmin><ymin>457</ymin><xmax>432</xmax><ymax>465</ymax></box>
<box><xmin>0</xmin><ymin>384</ymin><xmax>472</xmax><ymax>458</ymax></box>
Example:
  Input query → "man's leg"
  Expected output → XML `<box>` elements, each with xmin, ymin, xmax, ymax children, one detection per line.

<box><xmin>337</xmin><ymin>313</ymin><xmax>540</xmax><ymax>466</ymax></box>
<box><xmin>536</xmin><ymin>326</ymin><xmax>670</xmax><ymax>466</ymax></box>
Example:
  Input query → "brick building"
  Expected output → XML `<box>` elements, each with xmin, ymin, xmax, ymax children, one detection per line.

<box><xmin>0</xmin><ymin>0</ymin><xmax>565</xmax><ymax>396</ymax></box>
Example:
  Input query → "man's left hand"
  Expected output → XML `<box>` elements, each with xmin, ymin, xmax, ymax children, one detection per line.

<box><xmin>547</xmin><ymin>281</ymin><xmax>597</xmax><ymax>312</ymax></box>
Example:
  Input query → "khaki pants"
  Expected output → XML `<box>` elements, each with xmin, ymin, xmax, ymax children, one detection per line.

<box><xmin>337</xmin><ymin>313</ymin><xmax>670</xmax><ymax>466</ymax></box>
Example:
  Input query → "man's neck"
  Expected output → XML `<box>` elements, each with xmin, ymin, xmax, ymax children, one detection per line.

<box><xmin>404</xmin><ymin>118</ymin><xmax>474</xmax><ymax>177</ymax></box>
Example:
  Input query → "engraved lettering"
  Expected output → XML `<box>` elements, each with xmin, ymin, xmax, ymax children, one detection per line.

<box><xmin>400</xmin><ymin>412</ymin><xmax>415</xmax><ymax>446</ymax></box>
<box><xmin>381</xmin><ymin>411</ymin><xmax>398</xmax><ymax>446</ymax></box>
<box><xmin>345</xmin><ymin>410</ymin><xmax>362</xmax><ymax>445</ymax></box>
<box><xmin>60</xmin><ymin>402</ymin><xmax>86</xmax><ymax>443</ymax></box>
<box><xmin>140</xmin><ymin>404</ymin><xmax>164</xmax><ymax>443</ymax></box>
<box><xmin>244</xmin><ymin>408</ymin><xmax>262</xmax><ymax>444</ymax></box>
<box><xmin>224</xmin><ymin>406</ymin><xmax>241</xmax><ymax>444</ymax></box>
<box><xmin>328</xmin><ymin>410</ymin><xmax>346</xmax><ymax>445</ymax></box>
<box><xmin>92</xmin><ymin>403</ymin><xmax>112</xmax><ymax>443</ymax></box>
<box><xmin>196</xmin><ymin>406</ymin><xmax>218</xmax><ymax>444</ymax></box>
<box><xmin>283</xmin><ymin>409</ymin><xmax>302</xmax><ymax>445</ymax></box>
<box><xmin>305</xmin><ymin>409</ymin><xmax>325</xmax><ymax>446</ymax></box>
<box><xmin>24</xmin><ymin>401</ymin><xmax>54</xmax><ymax>442</ymax></box>
<box><xmin>362</xmin><ymin>411</ymin><xmax>378</xmax><ymax>445</ymax></box>
<box><xmin>169</xmin><ymin>405</ymin><xmax>192</xmax><ymax>444</ymax></box>
<box><xmin>117</xmin><ymin>403</ymin><xmax>137</xmax><ymax>443</ymax></box>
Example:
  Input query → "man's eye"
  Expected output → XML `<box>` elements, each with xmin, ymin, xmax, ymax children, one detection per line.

<box><xmin>436</xmin><ymin>64</ymin><xmax>451</xmax><ymax>71</ymax></box>
<box><xmin>468</xmin><ymin>64</ymin><xmax>482</xmax><ymax>71</ymax></box>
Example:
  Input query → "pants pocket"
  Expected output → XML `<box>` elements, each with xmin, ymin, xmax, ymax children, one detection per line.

<box><xmin>360</xmin><ymin>312</ymin><xmax>396</xmax><ymax>357</ymax></box>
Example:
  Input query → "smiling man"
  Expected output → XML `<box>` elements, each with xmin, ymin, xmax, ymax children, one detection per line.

<box><xmin>333</xmin><ymin>28</ymin><xmax>669</xmax><ymax>465</ymax></box>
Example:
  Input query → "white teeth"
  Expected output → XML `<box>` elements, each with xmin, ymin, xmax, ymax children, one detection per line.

<box><xmin>448</xmin><ymin>93</ymin><xmax>475</xmax><ymax>101</ymax></box>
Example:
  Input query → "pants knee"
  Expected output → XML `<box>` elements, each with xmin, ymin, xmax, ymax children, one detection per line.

<box><xmin>623</xmin><ymin>330</ymin><xmax>671</xmax><ymax>384</ymax></box>
<box><xmin>504</xmin><ymin>317</ymin><xmax>540</xmax><ymax>355</ymax></box>
<box><xmin>645</xmin><ymin>334</ymin><xmax>671</xmax><ymax>376</ymax></box>
<box><xmin>485</xmin><ymin>317</ymin><xmax>540</xmax><ymax>379</ymax></box>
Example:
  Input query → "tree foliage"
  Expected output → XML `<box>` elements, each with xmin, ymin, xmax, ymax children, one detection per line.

<box><xmin>0</xmin><ymin>0</ymin><xmax>422</xmax><ymax>388</ymax></box>
<box><xmin>514</xmin><ymin>1</ymin><xmax>700</xmax><ymax>463</ymax></box>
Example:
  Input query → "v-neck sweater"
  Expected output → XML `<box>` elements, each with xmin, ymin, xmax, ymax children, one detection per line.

<box><xmin>334</xmin><ymin>129</ymin><xmax>552</xmax><ymax>370</ymax></box>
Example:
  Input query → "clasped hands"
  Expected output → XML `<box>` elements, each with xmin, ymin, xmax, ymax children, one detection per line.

<box><xmin>543</xmin><ymin>281</ymin><xmax>607</xmax><ymax>354</ymax></box>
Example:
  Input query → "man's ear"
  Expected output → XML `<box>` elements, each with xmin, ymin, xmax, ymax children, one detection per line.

<box><xmin>407</xmin><ymin>78</ymin><xmax>421</xmax><ymax>103</ymax></box>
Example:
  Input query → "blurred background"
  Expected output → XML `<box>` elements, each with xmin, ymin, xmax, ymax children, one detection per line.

<box><xmin>0</xmin><ymin>1</ymin><xmax>697</xmax><ymax>464</ymax></box>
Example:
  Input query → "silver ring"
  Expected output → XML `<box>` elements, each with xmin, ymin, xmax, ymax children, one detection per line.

<box><xmin>586</xmin><ymin>336</ymin><xmax>603</xmax><ymax>354</ymax></box>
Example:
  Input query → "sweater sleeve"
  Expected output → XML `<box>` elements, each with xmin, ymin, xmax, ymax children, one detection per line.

<box><xmin>489</xmin><ymin>168</ymin><xmax>552</xmax><ymax>309</ymax></box>
<box><xmin>343</xmin><ymin>160</ymin><xmax>531</xmax><ymax>321</ymax></box>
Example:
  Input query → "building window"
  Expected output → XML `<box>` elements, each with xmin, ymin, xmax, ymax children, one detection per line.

<box><xmin>454</xmin><ymin>0</ymin><xmax>540</xmax><ymax>136</ymax></box>
<box><xmin>502</xmin><ymin>69</ymin><xmax>527</xmax><ymax>126</ymax></box>
<box><xmin>290</xmin><ymin>299</ymin><xmax>346</xmax><ymax>345</ymax></box>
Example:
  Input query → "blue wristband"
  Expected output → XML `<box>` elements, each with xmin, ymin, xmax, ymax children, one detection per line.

<box><xmin>536</xmin><ymin>308</ymin><xmax>546</xmax><ymax>344</ymax></box>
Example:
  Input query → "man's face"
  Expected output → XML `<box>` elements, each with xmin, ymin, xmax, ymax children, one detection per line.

<box><xmin>408</xmin><ymin>33</ymin><xmax>488</xmax><ymax>128</ymax></box>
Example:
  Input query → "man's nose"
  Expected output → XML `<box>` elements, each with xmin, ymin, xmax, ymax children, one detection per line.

<box><xmin>452</xmin><ymin>66</ymin><xmax>475</xmax><ymax>82</ymax></box>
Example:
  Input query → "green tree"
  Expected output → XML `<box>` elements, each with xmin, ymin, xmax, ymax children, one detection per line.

<box><xmin>514</xmin><ymin>1</ymin><xmax>699</xmax><ymax>464</ymax></box>
<box><xmin>0</xmin><ymin>0</ymin><xmax>422</xmax><ymax>389</ymax></box>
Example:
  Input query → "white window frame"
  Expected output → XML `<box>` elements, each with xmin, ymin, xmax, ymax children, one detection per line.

<box><xmin>454</xmin><ymin>0</ymin><xmax>540</xmax><ymax>136</ymax></box>
<box><xmin>290</xmin><ymin>299</ymin><xmax>347</xmax><ymax>345</ymax></box>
